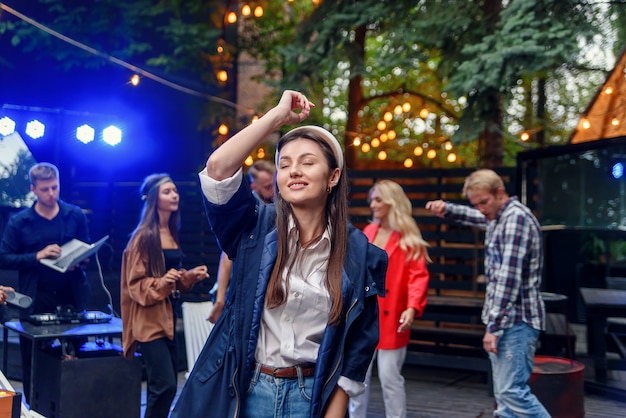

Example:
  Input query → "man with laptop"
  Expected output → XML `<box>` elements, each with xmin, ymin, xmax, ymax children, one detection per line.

<box><xmin>0</xmin><ymin>162</ymin><xmax>92</xmax><ymax>404</ymax></box>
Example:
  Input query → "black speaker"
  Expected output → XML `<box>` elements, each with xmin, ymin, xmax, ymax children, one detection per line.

<box><xmin>31</xmin><ymin>348</ymin><xmax>141</xmax><ymax>418</ymax></box>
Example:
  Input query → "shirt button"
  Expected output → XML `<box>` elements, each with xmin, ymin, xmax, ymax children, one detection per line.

<box><xmin>365</xmin><ymin>286</ymin><xmax>370</xmax><ymax>292</ymax></box>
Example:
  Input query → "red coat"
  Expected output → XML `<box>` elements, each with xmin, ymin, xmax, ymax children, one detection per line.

<box><xmin>363</xmin><ymin>223</ymin><xmax>429</xmax><ymax>349</ymax></box>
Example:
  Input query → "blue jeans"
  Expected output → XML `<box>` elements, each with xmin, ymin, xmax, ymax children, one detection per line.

<box><xmin>242</xmin><ymin>364</ymin><xmax>314</xmax><ymax>418</ymax></box>
<box><xmin>489</xmin><ymin>323</ymin><xmax>550</xmax><ymax>418</ymax></box>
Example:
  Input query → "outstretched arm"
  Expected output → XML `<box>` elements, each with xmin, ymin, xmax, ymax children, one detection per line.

<box><xmin>206</xmin><ymin>90</ymin><xmax>314</xmax><ymax>181</ymax></box>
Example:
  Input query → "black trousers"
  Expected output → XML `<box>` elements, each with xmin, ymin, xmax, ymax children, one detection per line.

<box><xmin>139</xmin><ymin>337</ymin><xmax>178</xmax><ymax>418</ymax></box>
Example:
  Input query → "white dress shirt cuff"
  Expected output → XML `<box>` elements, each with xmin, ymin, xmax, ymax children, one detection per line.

<box><xmin>337</xmin><ymin>376</ymin><xmax>366</xmax><ymax>398</ymax></box>
<box><xmin>198</xmin><ymin>167</ymin><xmax>243</xmax><ymax>204</ymax></box>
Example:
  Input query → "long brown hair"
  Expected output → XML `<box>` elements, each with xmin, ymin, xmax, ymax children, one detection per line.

<box><xmin>128</xmin><ymin>173</ymin><xmax>180</xmax><ymax>277</ymax></box>
<box><xmin>266</xmin><ymin>129</ymin><xmax>348</xmax><ymax>325</ymax></box>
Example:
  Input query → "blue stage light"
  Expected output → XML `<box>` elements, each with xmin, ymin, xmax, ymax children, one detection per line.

<box><xmin>611</xmin><ymin>161</ymin><xmax>624</xmax><ymax>179</ymax></box>
<box><xmin>0</xmin><ymin>116</ymin><xmax>16</xmax><ymax>136</ymax></box>
<box><xmin>76</xmin><ymin>124</ymin><xmax>95</xmax><ymax>144</ymax></box>
<box><xmin>25</xmin><ymin>120</ymin><xmax>45</xmax><ymax>139</ymax></box>
<box><xmin>102</xmin><ymin>125</ymin><xmax>122</xmax><ymax>146</ymax></box>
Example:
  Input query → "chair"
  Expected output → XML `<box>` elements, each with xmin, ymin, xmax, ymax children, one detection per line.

<box><xmin>181</xmin><ymin>301</ymin><xmax>215</xmax><ymax>376</ymax></box>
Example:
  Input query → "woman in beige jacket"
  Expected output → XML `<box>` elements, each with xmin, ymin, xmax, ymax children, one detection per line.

<box><xmin>121</xmin><ymin>173</ymin><xmax>208</xmax><ymax>418</ymax></box>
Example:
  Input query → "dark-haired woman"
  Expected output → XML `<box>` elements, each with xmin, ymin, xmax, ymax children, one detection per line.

<box><xmin>121</xmin><ymin>173</ymin><xmax>208</xmax><ymax>418</ymax></box>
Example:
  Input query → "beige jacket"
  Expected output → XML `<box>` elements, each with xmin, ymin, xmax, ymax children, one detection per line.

<box><xmin>120</xmin><ymin>240</ymin><xmax>195</xmax><ymax>359</ymax></box>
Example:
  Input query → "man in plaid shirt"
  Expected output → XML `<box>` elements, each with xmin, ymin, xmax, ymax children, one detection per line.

<box><xmin>426</xmin><ymin>169</ymin><xmax>549</xmax><ymax>418</ymax></box>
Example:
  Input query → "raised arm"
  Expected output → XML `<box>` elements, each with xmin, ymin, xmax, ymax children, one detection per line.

<box><xmin>206</xmin><ymin>90</ymin><xmax>314</xmax><ymax>180</ymax></box>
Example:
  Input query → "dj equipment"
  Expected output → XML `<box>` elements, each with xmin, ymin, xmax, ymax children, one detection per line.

<box><xmin>26</xmin><ymin>310</ymin><xmax>112</xmax><ymax>326</ymax></box>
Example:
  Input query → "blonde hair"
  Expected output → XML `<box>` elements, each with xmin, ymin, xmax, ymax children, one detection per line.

<box><xmin>462</xmin><ymin>169</ymin><xmax>504</xmax><ymax>197</ymax></box>
<box><xmin>369</xmin><ymin>180</ymin><xmax>431</xmax><ymax>262</ymax></box>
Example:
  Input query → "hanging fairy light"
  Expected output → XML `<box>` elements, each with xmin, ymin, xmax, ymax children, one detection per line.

<box><xmin>361</xmin><ymin>143</ymin><xmax>371</xmax><ymax>152</ymax></box>
<box><xmin>218</xmin><ymin>123</ymin><xmax>229</xmax><ymax>136</ymax></box>
<box><xmin>241</xmin><ymin>5</ymin><xmax>251</xmax><ymax>16</ymax></box>
<box><xmin>377</xmin><ymin>150</ymin><xmax>387</xmax><ymax>160</ymax></box>
<box><xmin>402</xmin><ymin>102</ymin><xmax>411</xmax><ymax>112</ymax></box>
<box><xmin>383</xmin><ymin>112</ymin><xmax>393</xmax><ymax>122</ymax></box>
<box><xmin>379</xmin><ymin>133</ymin><xmax>388</xmax><ymax>143</ymax></box>
<box><xmin>227</xmin><ymin>11</ymin><xmax>237</xmax><ymax>23</ymax></box>
<box><xmin>403</xmin><ymin>158</ymin><xmax>413</xmax><ymax>168</ymax></box>
<box><xmin>371</xmin><ymin>138</ymin><xmax>380</xmax><ymax>148</ymax></box>
<box><xmin>244</xmin><ymin>155</ymin><xmax>254</xmax><ymax>166</ymax></box>
<box><xmin>130</xmin><ymin>74</ymin><xmax>140</xmax><ymax>86</ymax></box>
<box><xmin>353</xmin><ymin>137</ymin><xmax>361</xmax><ymax>146</ymax></box>
<box><xmin>447</xmin><ymin>153</ymin><xmax>457</xmax><ymax>163</ymax></box>
<box><xmin>520</xmin><ymin>132</ymin><xmax>530</xmax><ymax>141</ymax></box>
<box><xmin>427</xmin><ymin>149</ymin><xmax>436</xmax><ymax>159</ymax></box>
<box><xmin>254</xmin><ymin>6</ymin><xmax>264</xmax><ymax>17</ymax></box>
<box><xmin>413</xmin><ymin>146</ymin><xmax>423</xmax><ymax>156</ymax></box>
<box><xmin>217</xmin><ymin>70</ymin><xmax>228</xmax><ymax>83</ymax></box>
<box><xmin>419</xmin><ymin>108</ymin><xmax>429</xmax><ymax>119</ymax></box>
<box><xmin>377</xmin><ymin>121</ymin><xmax>386</xmax><ymax>131</ymax></box>
<box><xmin>393</xmin><ymin>105</ymin><xmax>403</xmax><ymax>115</ymax></box>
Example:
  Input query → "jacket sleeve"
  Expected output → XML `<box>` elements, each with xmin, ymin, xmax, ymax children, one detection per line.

<box><xmin>341</xmin><ymin>243</ymin><xmax>387</xmax><ymax>382</ymax></box>
<box><xmin>0</xmin><ymin>216</ymin><xmax>38</xmax><ymax>269</ymax></box>
<box><xmin>407</xmin><ymin>255</ymin><xmax>429</xmax><ymax>317</ymax></box>
<box><xmin>122</xmin><ymin>244</ymin><xmax>174</xmax><ymax>307</ymax></box>
<box><xmin>202</xmin><ymin>176</ymin><xmax>258</xmax><ymax>259</ymax></box>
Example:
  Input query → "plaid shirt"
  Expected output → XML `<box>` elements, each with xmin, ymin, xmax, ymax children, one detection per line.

<box><xmin>444</xmin><ymin>197</ymin><xmax>545</xmax><ymax>335</ymax></box>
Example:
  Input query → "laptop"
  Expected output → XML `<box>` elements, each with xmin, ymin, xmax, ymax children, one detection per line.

<box><xmin>40</xmin><ymin>235</ymin><xmax>109</xmax><ymax>273</ymax></box>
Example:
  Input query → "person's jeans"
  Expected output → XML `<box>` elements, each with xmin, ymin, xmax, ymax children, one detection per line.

<box><xmin>489</xmin><ymin>323</ymin><xmax>550</xmax><ymax>418</ymax></box>
<box><xmin>243</xmin><ymin>364</ymin><xmax>314</xmax><ymax>418</ymax></box>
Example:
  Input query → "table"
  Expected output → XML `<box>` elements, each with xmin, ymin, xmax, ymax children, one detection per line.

<box><xmin>2</xmin><ymin>318</ymin><xmax>123</xmax><ymax>404</ymax></box>
<box><xmin>579</xmin><ymin>287</ymin><xmax>626</xmax><ymax>382</ymax></box>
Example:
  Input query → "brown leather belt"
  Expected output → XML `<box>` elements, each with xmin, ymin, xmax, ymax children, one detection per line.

<box><xmin>257</xmin><ymin>364</ymin><xmax>315</xmax><ymax>378</ymax></box>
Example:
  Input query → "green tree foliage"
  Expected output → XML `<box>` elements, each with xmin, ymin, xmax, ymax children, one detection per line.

<box><xmin>1</xmin><ymin>0</ymin><xmax>620</xmax><ymax>168</ymax></box>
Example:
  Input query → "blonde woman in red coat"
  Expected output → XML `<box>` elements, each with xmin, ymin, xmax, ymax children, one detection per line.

<box><xmin>349</xmin><ymin>179</ymin><xmax>430</xmax><ymax>418</ymax></box>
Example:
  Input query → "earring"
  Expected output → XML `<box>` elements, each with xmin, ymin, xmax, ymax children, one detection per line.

<box><xmin>327</xmin><ymin>186</ymin><xmax>332</xmax><ymax>194</ymax></box>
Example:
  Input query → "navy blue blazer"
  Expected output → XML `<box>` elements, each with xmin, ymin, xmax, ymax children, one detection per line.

<box><xmin>172</xmin><ymin>177</ymin><xmax>387</xmax><ymax>418</ymax></box>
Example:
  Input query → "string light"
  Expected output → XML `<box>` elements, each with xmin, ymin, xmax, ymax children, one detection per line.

<box><xmin>353</xmin><ymin>137</ymin><xmax>361</xmax><ymax>146</ymax></box>
<box><xmin>130</xmin><ymin>74</ymin><xmax>140</xmax><ymax>86</ymax></box>
<box><xmin>379</xmin><ymin>133</ymin><xmax>388</xmax><ymax>142</ymax></box>
<box><xmin>581</xmin><ymin>118</ymin><xmax>591</xmax><ymax>129</ymax></box>
<box><xmin>241</xmin><ymin>5</ymin><xmax>251</xmax><ymax>16</ymax></box>
<box><xmin>227</xmin><ymin>11</ymin><xmax>237</xmax><ymax>23</ymax></box>
<box><xmin>419</xmin><ymin>108</ymin><xmax>429</xmax><ymax>119</ymax></box>
<box><xmin>371</xmin><ymin>138</ymin><xmax>380</xmax><ymax>148</ymax></box>
<box><xmin>403</xmin><ymin>158</ymin><xmax>413</xmax><ymax>168</ymax></box>
<box><xmin>244</xmin><ymin>156</ymin><xmax>254</xmax><ymax>166</ymax></box>
<box><xmin>612</xmin><ymin>118</ymin><xmax>620</xmax><ymax>126</ymax></box>
<box><xmin>605</xmin><ymin>87</ymin><xmax>613</xmax><ymax>95</ymax></box>
<box><xmin>387</xmin><ymin>130</ymin><xmax>396</xmax><ymax>140</ymax></box>
<box><xmin>444</xmin><ymin>141</ymin><xmax>453</xmax><ymax>150</ymax></box>
<box><xmin>427</xmin><ymin>149</ymin><xmax>436</xmax><ymax>159</ymax></box>
<box><xmin>402</xmin><ymin>102</ymin><xmax>411</xmax><ymax>112</ymax></box>
<box><xmin>217</xmin><ymin>70</ymin><xmax>228</xmax><ymax>83</ymax></box>
<box><xmin>383</xmin><ymin>112</ymin><xmax>393</xmax><ymax>122</ymax></box>
<box><xmin>393</xmin><ymin>105</ymin><xmax>403</xmax><ymax>115</ymax></box>
<box><xmin>361</xmin><ymin>143</ymin><xmax>371</xmax><ymax>152</ymax></box>
<box><xmin>254</xmin><ymin>6</ymin><xmax>264</xmax><ymax>17</ymax></box>
<box><xmin>447</xmin><ymin>153</ymin><xmax>457</xmax><ymax>163</ymax></box>
<box><xmin>520</xmin><ymin>132</ymin><xmax>530</xmax><ymax>141</ymax></box>
<box><xmin>218</xmin><ymin>123</ymin><xmax>229</xmax><ymax>136</ymax></box>
<box><xmin>377</xmin><ymin>120</ymin><xmax>386</xmax><ymax>131</ymax></box>
<box><xmin>377</xmin><ymin>150</ymin><xmax>387</xmax><ymax>160</ymax></box>
<box><xmin>413</xmin><ymin>146</ymin><xmax>423</xmax><ymax>156</ymax></box>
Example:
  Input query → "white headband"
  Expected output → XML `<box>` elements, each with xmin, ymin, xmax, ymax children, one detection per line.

<box><xmin>276</xmin><ymin>125</ymin><xmax>344</xmax><ymax>170</ymax></box>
